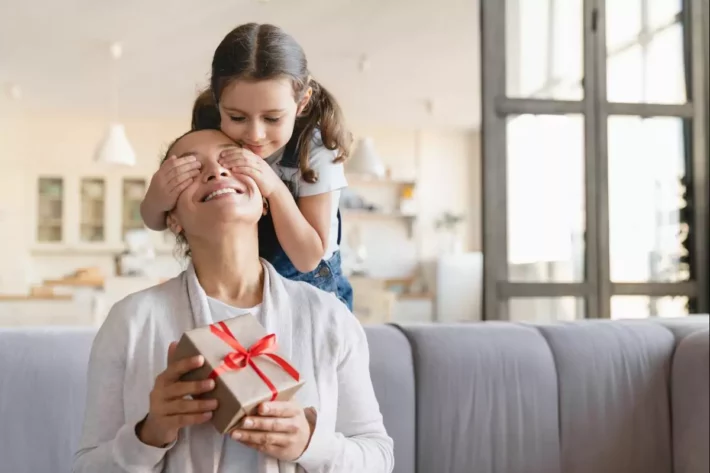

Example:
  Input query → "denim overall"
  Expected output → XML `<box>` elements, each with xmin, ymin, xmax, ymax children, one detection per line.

<box><xmin>258</xmin><ymin>137</ymin><xmax>354</xmax><ymax>310</ymax></box>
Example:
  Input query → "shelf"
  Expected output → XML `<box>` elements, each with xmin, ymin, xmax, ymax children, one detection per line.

<box><xmin>43</xmin><ymin>278</ymin><xmax>104</xmax><ymax>289</ymax></box>
<box><xmin>342</xmin><ymin>210</ymin><xmax>416</xmax><ymax>220</ymax></box>
<box><xmin>346</xmin><ymin>175</ymin><xmax>416</xmax><ymax>187</ymax></box>
<box><xmin>0</xmin><ymin>294</ymin><xmax>73</xmax><ymax>301</ymax></box>
<box><xmin>341</xmin><ymin>209</ymin><xmax>417</xmax><ymax>238</ymax></box>
<box><xmin>398</xmin><ymin>292</ymin><xmax>434</xmax><ymax>301</ymax></box>
<box><xmin>31</xmin><ymin>243</ymin><xmax>124</xmax><ymax>255</ymax></box>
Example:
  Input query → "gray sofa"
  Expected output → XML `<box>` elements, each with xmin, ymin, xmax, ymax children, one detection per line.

<box><xmin>0</xmin><ymin>317</ymin><xmax>708</xmax><ymax>473</ymax></box>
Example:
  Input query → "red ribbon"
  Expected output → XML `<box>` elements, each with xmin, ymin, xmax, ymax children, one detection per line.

<box><xmin>207</xmin><ymin>321</ymin><xmax>300</xmax><ymax>401</ymax></box>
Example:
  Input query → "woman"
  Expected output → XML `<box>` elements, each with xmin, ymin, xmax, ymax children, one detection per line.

<box><xmin>73</xmin><ymin>129</ymin><xmax>394</xmax><ymax>473</ymax></box>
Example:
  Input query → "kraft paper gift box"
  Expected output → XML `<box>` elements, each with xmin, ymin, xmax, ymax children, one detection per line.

<box><xmin>174</xmin><ymin>313</ymin><xmax>305</xmax><ymax>434</ymax></box>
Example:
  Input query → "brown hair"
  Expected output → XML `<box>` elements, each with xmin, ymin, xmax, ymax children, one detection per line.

<box><xmin>191</xmin><ymin>90</ymin><xmax>221</xmax><ymax>131</ymax></box>
<box><xmin>199</xmin><ymin>22</ymin><xmax>352</xmax><ymax>184</ymax></box>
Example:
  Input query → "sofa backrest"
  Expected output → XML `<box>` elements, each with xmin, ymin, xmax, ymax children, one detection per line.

<box><xmin>391</xmin><ymin>318</ymin><xmax>708</xmax><ymax>473</ymax></box>
<box><xmin>398</xmin><ymin>322</ymin><xmax>561</xmax><ymax>473</ymax></box>
<box><xmin>536</xmin><ymin>321</ymin><xmax>676</xmax><ymax>473</ymax></box>
<box><xmin>0</xmin><ymin>318</ymin><xmax>707</xmax><ymax>473</ymax></box>
<box><xmin>0</xmin><ymin>327</ymin><xmax>96</xmax><ymax>473</ymax></box>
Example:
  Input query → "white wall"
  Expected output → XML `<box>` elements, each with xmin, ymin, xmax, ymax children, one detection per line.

<box><xmin>345</xmin><ymin>126</ymin><xmax>480</xmax><ymax>279</ymax></box>
<box><xmin>0</xmin><ymin>106</ymin><xmax>480</xmax><ymax>295</ymax></box>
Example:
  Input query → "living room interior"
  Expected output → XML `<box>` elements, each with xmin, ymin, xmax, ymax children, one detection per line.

<box><xmin>0</xmin><ymin>0</ymin><xmax>708</xmax><ymax>472</ymax></box>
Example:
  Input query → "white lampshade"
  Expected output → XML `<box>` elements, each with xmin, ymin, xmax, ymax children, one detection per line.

<box><xmin>346</xmin><ymin>137</ymin><xmax>386</xmax><ymax>178</ymax></box>
<box><xmin>94</xmin><ymin>124</ymin><xmax>136</xmax><ymax>166</ymax></box>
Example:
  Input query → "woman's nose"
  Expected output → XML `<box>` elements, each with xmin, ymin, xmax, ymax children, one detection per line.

<box><xmin>202</xmin><ymin>160</ymin><xmax>230</xmax><ymax>181</ymax></box>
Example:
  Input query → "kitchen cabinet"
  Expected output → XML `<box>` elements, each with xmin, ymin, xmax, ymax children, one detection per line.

<box><xmin>31</xmin><ymin>174</ymin><xmax>165</xmax><ymax>253</ymax></box>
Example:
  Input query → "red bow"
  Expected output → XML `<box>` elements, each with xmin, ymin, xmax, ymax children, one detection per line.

<box><xmin>208</xmin><ymin>321</ymin><xmax>300</xmax><ymax>401</ymax></box>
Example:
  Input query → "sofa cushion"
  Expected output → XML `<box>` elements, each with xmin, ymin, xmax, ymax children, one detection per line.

<box><xmin>537</xmin><ymin>320</ymin><xmax>675</xmax><ymax>473</ymax></box>
<box><xmin>0</xmin><ymin>327</ymin><xmax>96</xmax><ymax>473</ymax></box>
<box><xmin>649</xmin><ymin>315</ymin><xmax>709</xmax><ymax>343</ymax></box>
<box><xmin>364</xmin><ymin>324</ymin><xmax>416</xmax><ymax>473</ymax></box>
<box><xmin>399</xmin><ymin>322</ymin><xmax>561</xmax><ymax>473</ymax></box>
<box><xmin>672</xmin><ymin>329</ymin><xmax>709</xmax><ymax>473</ymax></box>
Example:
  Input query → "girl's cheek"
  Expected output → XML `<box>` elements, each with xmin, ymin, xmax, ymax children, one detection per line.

<box><xmin>220</xmin><ymin>124</ymin><xmax>240</xmax><ymax>142</ymax></box>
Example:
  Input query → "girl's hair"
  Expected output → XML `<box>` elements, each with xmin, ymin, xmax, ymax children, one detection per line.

<box><xmin>191</xmin><ymin>90</ymin><xmax>221</xmax><ymax>131</ymax></box>
<box><xmin>195</xmin><ymin>22</ymin><xmax>351</xmax><ymax>184</ymax></box>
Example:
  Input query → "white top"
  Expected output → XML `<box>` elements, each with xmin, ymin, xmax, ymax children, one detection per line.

<box><xmin>267</xmin><ymin>132</ymin><xmax>347</xmax><ymax>260</ymax></box>
<box><xmin>73</xmin><ymin>260</ymin><xmax>393</xmax><ymax>473</ymax></box>
<box><xmin>207</xmin><ymin>297</ymin><xmax>262</xmax><ymax>472</ymax></box>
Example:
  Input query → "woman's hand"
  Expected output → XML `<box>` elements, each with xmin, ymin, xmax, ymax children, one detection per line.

<box><xmin>137</xmin><ymin>342</ymin><xmax>218</xmax><ymax>448</ymax></box>
<box><xmin>230</xmin><ymin>401</ymin><xmax>315</xmax><ymax>461</ymax></box>
<box><xmin>219</xmin><ymin>148</ymin><xmax>286</xmax><ymax>198</ymax></box>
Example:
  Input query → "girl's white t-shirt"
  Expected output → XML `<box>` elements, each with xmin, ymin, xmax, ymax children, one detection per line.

<box><xmin>266</xmin><ymin>134</ymin><xmax>347</xmax><ymax>261</ymax></box>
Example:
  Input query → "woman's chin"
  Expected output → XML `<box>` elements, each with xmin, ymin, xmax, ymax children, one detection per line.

<box><xmin>207</xmin><ymin>206</ymin><xmax>261</xmax><ymax>225</ymax></box>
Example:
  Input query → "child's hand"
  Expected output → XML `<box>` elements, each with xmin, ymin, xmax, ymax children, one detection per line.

<box><xmin>146</xmin><ymin>155</ymin><xmax>201</xmax><ymax>212</ymax></box>
<box><xmin>219</xmin><ymin>148</ymin><xmax>285</xmax><ymax>198</ymax></box>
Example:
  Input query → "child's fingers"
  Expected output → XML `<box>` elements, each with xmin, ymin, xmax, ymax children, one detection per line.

<box><xmin>167</xmin><ymin>170</ymin><xmax>199</xmax><ymax>192</ymax></box>
<box><xmin>230</xmin><ymin>165</ymin><xmax>262</xmax><ymax>177</ymax></box>
<box><xmin>220</xmin><ymin>147</ymin><xmax>243</xmax><ymax>157</ymax></box>
<box><xmin>220</xmin><ymin>153</ymin><xmax>257</xmax><ymax>166</ymax></box>
<box><xmin>170</xmin><ymin>178</ymin><xmax>194</xmax><ymax>196</ymax></box>
<box><xmin>164</xmin><ymin>157</ymin><xmax>200</xmax><ymax>178</ymax></box>
<box><xmin>219</xmin><ymin>157</ymin><xmax>248</xmax><ymax>170</ymax></box>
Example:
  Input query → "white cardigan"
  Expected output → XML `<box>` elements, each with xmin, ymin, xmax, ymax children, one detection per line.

<box><xmin>73</xmin><ymin>260</ymin><xmax>394</xmax><ymax>473</ymax></box>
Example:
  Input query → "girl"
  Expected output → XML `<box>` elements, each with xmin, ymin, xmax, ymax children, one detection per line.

<box><xmin>141</xmin><ymin>23</ymin><xmax>354</xmax><ymax>310</ymax></box>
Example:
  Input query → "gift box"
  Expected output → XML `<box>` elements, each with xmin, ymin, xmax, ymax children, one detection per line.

<box><xmin>174</xmin><ymin>313</ymin><xmax>304</xmax><ymax>434</ymax></box>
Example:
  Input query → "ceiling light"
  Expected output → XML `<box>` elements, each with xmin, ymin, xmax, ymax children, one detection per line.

<box><xmin>94</xmin><ymin>42</ymin><xmax>136</xmax><ymax>166</ymax></box>
<box><xmin>345</xmin><ymin>137</ymin><xmax>386</xmax><ymax>178</ymax></box>
<box><xmin>94</xmin><ymin>124</ymin><xmax>136</xmax><ymax>166</ymax></box>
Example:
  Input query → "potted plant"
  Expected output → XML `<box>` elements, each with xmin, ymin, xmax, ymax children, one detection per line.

<box><xmin>435</xmin><ymin>211</ymin><xmax>466</xmax><ymax>254</ymax></box>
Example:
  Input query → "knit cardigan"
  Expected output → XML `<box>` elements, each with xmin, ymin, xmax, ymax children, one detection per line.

<box><xmin>73</xmin><ymin>260</ymin><xmax>394</xmax><ymax>473</ymax></box>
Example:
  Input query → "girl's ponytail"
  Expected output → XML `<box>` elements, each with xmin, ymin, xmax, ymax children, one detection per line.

<box><xmin>295</xmin><ymin>79</ymin><xmax>352</xmax><ymax>184</ymax></box>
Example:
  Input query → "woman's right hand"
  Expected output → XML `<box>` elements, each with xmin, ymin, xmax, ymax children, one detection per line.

<box><xmin>146</xmin><ymin>155</ymin><xmax>201</xmax><ymax>213</ymax></box>
<box><xmin>137</xmin><ymin>342</ymin><xmax>218</xmax><ymax>448</ymax></box>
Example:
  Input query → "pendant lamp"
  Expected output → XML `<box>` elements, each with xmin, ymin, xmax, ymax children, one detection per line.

<box><xmin>346</xmin><ymin>137</ymin><xmax>386</xmax><ymax>178</ymax></box>
<box><xmin>94</xmin><ymin>42</ymin><xmax>136</xmax><ymax>166</ymax></box>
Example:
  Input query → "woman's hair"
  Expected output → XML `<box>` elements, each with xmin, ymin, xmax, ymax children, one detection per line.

<box><xmin>193</xmin><ymin>22</ymin><xmax>352</xmax><ymax>184</ymax></box>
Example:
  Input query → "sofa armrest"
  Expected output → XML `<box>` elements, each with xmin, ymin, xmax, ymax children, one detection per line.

<box><xmin>672</xmin><ymin>330</ymin><xmax>709</xmax><ymax>473</ymax></box>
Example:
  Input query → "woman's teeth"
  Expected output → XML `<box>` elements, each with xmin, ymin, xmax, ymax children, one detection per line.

<box><xmin>204</xmin><ymin>188</ymin><xmax>237</xmax><ymax>202</ymax></box>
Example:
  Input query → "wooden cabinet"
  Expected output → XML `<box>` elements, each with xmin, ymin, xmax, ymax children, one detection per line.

<box><xmin>80</xmin><ymin>178</ymin><xmax>106</xmax><ymax>242</ymax></box>
<box><xmin>37</xmin><ymin>177</ymin><xmax>64</xmax><ymax>243</ymax></box>
<box><xmin>32</xmin><ymin>174</ymin><xmax>157</xmax><ymax>253</ymax></box>
<box><xmin>121</xmin><ymin>179</ymin><xmax>146</xmax><ymax>241</ymax></box>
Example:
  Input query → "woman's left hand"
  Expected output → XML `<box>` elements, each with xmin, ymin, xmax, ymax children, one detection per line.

<box><xmin>219</xmin><ymin>148</ymin><xmax>285</xmax><ymax>198</ymax></box>
<box><xmin>230</xmin><ymin>401</ymin><xmax>315</xmax><ymax>461</ymax></box>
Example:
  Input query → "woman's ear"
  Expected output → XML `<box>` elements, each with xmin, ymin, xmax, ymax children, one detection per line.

<box><xmin>166</xmin><ymin>213</ymin><xmax>183</xmax><ymax>235</ymax></box>
<box><xmin>262</xmin><ymin>197</ymin><xmax>269</xmax><ymax>216</ymax></box>
<box><xmin>297</xmin><ymin>86</ymin><xmax>313</xmax><ymax>116</ymax></box>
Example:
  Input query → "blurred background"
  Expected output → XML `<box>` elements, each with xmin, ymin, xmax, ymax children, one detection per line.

<box><xmin>0</xmin><ymin>0</ymin><xmax>708</xmax><ymax>326</ymax></box>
